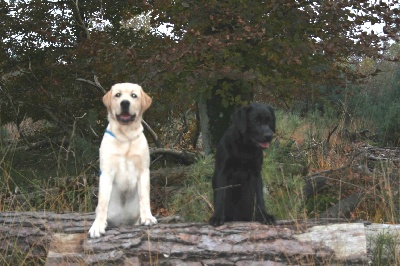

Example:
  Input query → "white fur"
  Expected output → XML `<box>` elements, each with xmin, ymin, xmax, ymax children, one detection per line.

<box><xmin>89</xmin><ymin>83</ymin><xmax>157</xmax><ymax>238</ymax></box>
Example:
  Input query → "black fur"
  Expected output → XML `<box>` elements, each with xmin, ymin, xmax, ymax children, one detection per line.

<box><xmin>209</xmin><ymin>103</ymin><xmax>276</xmax><ymax>226</ymax></box>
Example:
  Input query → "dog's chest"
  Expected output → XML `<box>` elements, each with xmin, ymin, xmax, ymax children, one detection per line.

<box><xmin>113</xmin><ymin>155</ymin><xmax>141</xmax><ymax>189</ymax></box>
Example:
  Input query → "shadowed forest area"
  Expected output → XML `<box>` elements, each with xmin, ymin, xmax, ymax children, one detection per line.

<box><xmin>1</xmin><ymin>0</ymin><xmax>400</xmax><ymax>264</ymax></box>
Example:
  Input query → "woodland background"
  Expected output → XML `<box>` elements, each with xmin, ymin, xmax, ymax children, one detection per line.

<box><xmin>1</xmin><ymin>0</ymin><xmax>400</xmax><ymax>264</ymax></box>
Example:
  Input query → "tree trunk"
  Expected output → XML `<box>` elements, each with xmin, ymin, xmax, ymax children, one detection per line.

<box><xmin>198</xmin><ymin>97</ymin><xmax>212</xmax><ymax>156</ymax></box>
<box><xmin>2</xmin><ymin>212</ymin><xmax>397</xmax><ymax>265</ymax></box>
<box><xmin>205</xmin><ymin>79</ymin><xmax>254</xmax><ymax>149</ymax></box>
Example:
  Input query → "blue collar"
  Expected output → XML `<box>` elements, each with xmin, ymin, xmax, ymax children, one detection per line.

<box><xmin>105</xmin><ymin>129</ymin><xmax>116</xmax><ymax>138</ymax></box>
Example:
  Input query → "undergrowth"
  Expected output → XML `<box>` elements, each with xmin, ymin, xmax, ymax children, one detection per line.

<box><xmin>369</xmin><ymin>232</ymin><xmax>399</xmax><ymax>265</ymax></box>
<box><xmin>1</xmin><ymin>108</ymin><xmax>400</xmax><ymax>264</ymax></box>
<box><xmin>166</xmin><ymin>155</ymin><xmax>214</xmax><ymax>222</ymax></box>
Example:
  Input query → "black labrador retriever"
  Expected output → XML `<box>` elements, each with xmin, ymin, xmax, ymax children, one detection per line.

<box><xmin>209</xmin><ymin>103</ymin><xmax>276</xmax><ymax>226</ymax></box>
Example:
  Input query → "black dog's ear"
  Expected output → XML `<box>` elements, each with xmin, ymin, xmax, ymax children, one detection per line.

<box><xmin>267</xmin><ymin>105</ymin><xmax>276</xmax><ymax>132</ymax></box>
<box><xmin>231</xmin><ymin>105</ymin><xmax>249</xmax><ymax>134</ymax></box>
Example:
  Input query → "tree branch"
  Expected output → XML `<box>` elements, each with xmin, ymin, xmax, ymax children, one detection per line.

<box><xmin>150</xmin><ymin>148</ymin><xmax>197</xmax><ymax>165</ymax></box>
<box><xmin>142</xmin><ymin>120</ymin><xmax>162</xmax><ymax>148</ymax></box>
<box><xmin>76</xmin><ymin>76</ymin><xmax>106</xmax><ymax>93</ymax></box>
<box><xmin>69</xmin><ymin>0</ymin><xmax>90</xmax><ymax>40</ymax></box>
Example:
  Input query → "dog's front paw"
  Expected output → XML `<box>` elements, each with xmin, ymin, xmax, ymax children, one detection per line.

<box><xmin>209</xmin><ymin>215</ymin><xmax>225</xmax><ymax>227</ymax></box>
<box><xmin>141</xmin><ymin>215</ymin><xmax>157</xmax><ymax>226</ymax></box>
<box><xmin>88</xmin><ymin>219</ymin><xmax>107</xmax><ymax>238</ymax></box>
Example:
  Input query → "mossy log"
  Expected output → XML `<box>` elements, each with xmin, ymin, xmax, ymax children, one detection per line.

<box><xmin>2</xmin><ymin>212</ymin><xmax>398</xmax><ymax>265</ymax></box>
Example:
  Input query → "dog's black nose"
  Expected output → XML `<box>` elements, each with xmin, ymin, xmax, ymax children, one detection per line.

<box><xmin>120</xmin><ymin>100</ymin><xmax>130</xmax><ymax>110</ymax></box>
<box><xmin>263</xmin><ymin>133</ymin><xmax>273</xmax><ymax>142</ymax></box>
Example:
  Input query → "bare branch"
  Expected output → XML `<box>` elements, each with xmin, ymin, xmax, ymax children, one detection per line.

<box><xmin>69</xmin><ymin>0</ymin><xmax>90</xmax><ymax>40</ymax></box>
<box><xmin>76</xmin><ymin>76</ymin><xmax>106</xmax><ymax>93</ymax></box>
<box><xmin>150</xmin><ymin>148</ymin><xmax>197</xmax><ymax>165</ymax></box>
<box><xmin>142</xmin><ymin>120</ymin><xmax>162</xmax><ymax>148</ymax></box>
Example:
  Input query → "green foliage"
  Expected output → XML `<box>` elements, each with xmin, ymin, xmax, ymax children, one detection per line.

<box><xmin>305</xmin><ymin>194</ymin><xmax>338</xmax><ymax>216</ymax></box>
<box><xmin>167</xmin><ymin>155</ymin><xmax>214</xmax><ymax>222</ymax></box>
<box><xmin>370</xmin><ymin>232</ymin><xmax>399</xmax><ymax>265</ymax></box>
<box><xmin>381</xmin><ymin>103</ymin><xmax>400</xmax><ymax>146</ymax></box>
<box><xmin>1</xmin><ymin>0</ymin><xmax>399</xmax><ymax>151</ymax></box>
<box><xmin>262</xmin><ymin>140</ymin><xmax>307</xmax><ymax>220</ymax></box>
<box><xmin>349</xmin><ymin>58</ymin><xmax>400</xmax><ymax>145</ymax></box>
<box><xmin>0</xmin><ymin>133</ymin><xmax>98</xmax><ymax>212</ymax></box>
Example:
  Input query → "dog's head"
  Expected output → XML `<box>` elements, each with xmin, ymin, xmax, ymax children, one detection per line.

<box><xmin>231</xmin><ymin>103</ymin><xmax>275</xmax><ymax>149</ymax></box>
<box><xmin>103</xmin><ymin>83</ymin><xmax>152</xmax><ymax>125</ymax></box>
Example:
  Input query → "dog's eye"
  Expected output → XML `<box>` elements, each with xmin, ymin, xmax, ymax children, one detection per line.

<box><xmin>131</xmin><ymin>93</ymin><xmax>137</xmax><ymax>98</ymax></box>
<box><xmin>115</xmin><ymin>93</ymin><xmax>121</xmax><ymax>97</ymax></box>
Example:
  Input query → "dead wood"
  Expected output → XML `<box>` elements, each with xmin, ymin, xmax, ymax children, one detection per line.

<box><xmin>142</xmin><ymin>120</ymin><xmax>162</xmax><ymax>148</ymax></box>
<box><xmin>302</xmin><ymin>164</ymin><xmax>351</xmax><ymax>200</ymax></box>
<box><xmin>150</xmin><ymin>148</ymin><xmax>197</xmax><ymax>165</ymax></box>
<box><xmin>0</xmin><ymin>211</ymin><xmax>378</xmax><ymax>265</ymax></box>
<box><xmin>320</xmin><ymin>192</ymin><xmax>365</xmax><ymax>219</ymax></box>
<box><xmin>303</xmin><ymin>175</ymin><xmax>328</xmax><ymax>199</ymax></box>
<box><xmin>76</xmin><ymin>76</ymin><xmax>106</xmax><ymax>93</ymax></box>
<box><xmin>150</xmin><ymin>166</ymin><xmax>193</xmax><ymax>186</ymax></box>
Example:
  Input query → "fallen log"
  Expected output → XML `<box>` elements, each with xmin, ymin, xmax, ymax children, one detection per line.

<box><xmin>2</xmin><ymin>212</ymin><xmax>396</xmax><ymax>265</ymax></box>
<box><xmin>150</xmin><ymin>166</ymin><xmax>193</xmax><ymax>186</ymax></box>
<box><xmin>320</xmin><ymin>192</ymin><xmax>365</xmax><ymax>219</ymax></box>
<box><xmin>150</xmin><ymin>148</ymin><xmax>197</xmax><ymax>165</ymax></box>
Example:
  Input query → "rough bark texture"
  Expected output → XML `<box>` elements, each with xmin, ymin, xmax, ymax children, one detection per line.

<box><xmin>1</xmin><ymin>211</ymin><xmax>393</xmax><ymax>265</ymax></box>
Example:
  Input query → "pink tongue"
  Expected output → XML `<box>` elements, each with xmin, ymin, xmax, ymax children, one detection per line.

<box><xmin>259</xmin><ymin>142</ymin><xmax>269</xmax><ymax>149</ymax></box>
<box><xmin>120</xmin><ymin>115</ymin><xmax>131</xmax><ymax>119</ymax></box>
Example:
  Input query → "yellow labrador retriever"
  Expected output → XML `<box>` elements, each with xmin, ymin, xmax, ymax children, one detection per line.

<box><xmin>89</xmin><ymin>83</ymin><xmax>157</xmax><ymax>238</ymax></box>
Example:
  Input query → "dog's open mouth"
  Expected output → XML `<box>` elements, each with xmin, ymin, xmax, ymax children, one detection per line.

<box><xmin>259</xmin><ymin>142</ymin><xmax>270</xmax><ymax>149</ymax></box>
<box><xmin>116</xmin><ymin>113</ymin><xmax>136</xmax><ymax>124</ymax></box>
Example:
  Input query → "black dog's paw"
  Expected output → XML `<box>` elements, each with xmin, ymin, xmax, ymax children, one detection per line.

<box><xmin>209</xmin><ymin>215</ymin><xmax>225</xmax><ymax>227</ymax></box>
<box><xmin>260</xmin><ymin>212</ymin><xmax>276</xmax><ymax>225</ymax></box>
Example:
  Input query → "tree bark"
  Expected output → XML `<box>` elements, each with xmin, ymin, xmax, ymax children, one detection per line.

<box><xmin>1</xmin><ymin>211</ymin><xmax>393</xmax><ymax>265</ymax></box>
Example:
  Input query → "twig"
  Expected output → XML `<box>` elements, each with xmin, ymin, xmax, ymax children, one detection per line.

<box><xmin>42</xmin><ymin>106</ymin><xmax>69</xmax><ymax>132</ymax></box>
<box><xmin>214</xmin><ymin>184</ymin><xmax>241</xmax><ymax>191</ymax></box>
<box><xmin>142</xmin><ymin>120</ymin><xmax>162</xmax><ymax>148</ymax></box>
<box><xmin>326</xmin><ymin>124</ymin><xmax>338</xmax><ymax>146</ymax></box>
<box><xmin>76</xmin><ymin>76</ymin><xmax>106</xmax><ymax>93</ymax></box>
<box><xmin>150</xmin><ymin>148</ymin><xmax>197</xmax><ymax>165</ymax></box>
<box><xmin>66</xmin><ymin>113</ymin><xmax>86</xmax><ymax>162</ymax></box>
<box><xmin>194</xmin><ymin>188</ymin><xmax>214</xmax><ymax>211</ymax></box>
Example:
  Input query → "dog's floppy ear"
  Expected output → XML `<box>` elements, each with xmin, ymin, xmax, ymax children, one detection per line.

<box><xmin>141</xmin><ymin>87</ymin><xmax>152</xmax><ymax>112</ymax></box>
<box><xmin>102</xmin><ymin>90</ymin><xmax>112</xmax><ymax>111</ymax></box>
<box><xmin>231</xmin><ymin>105</ymin><xmax>249</xmax><ymax>134</ymax></box>
<box><xmin>267</xmin><ymin>104</ymin><xmax>276</xmax><ymax>132</ymax></box>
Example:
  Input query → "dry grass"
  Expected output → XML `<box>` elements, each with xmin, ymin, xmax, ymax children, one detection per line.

<box><xmin>1</xmin><ymin>111</ymin><xmax>400</xmax><ymax>265</ymax></box>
